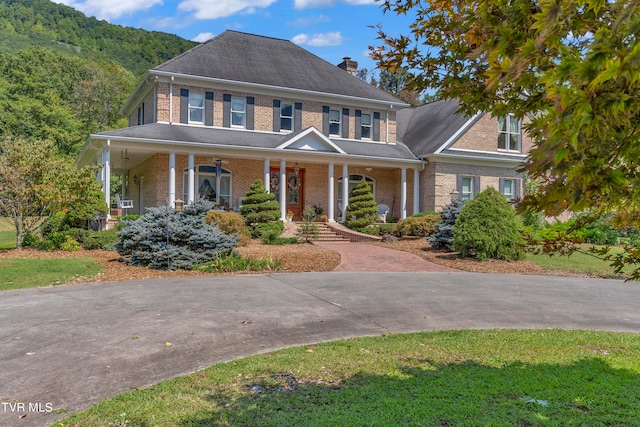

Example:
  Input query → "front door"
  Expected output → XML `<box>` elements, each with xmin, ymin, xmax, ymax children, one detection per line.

<box><xmin>271</xmin><ymin>167</ymin><xmax>304</xmax><ymax>220</ymax></box>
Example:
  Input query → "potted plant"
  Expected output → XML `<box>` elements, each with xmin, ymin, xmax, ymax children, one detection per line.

<box><xmin>286</xmin><ymin>210</ymin><xmax>294</xmax><ymax>222</ymax></box>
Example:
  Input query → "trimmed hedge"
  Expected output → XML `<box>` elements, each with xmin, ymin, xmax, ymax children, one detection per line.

<box><xmin>345</xmin><ymin>179</ymin><xmax>378</xmax><ymax>230</ymax></box>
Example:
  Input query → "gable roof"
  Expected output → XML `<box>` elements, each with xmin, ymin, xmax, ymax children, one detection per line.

<box><xmin>397</xmin><ymin>99</ymin><xmax>478</xmax><ymax>157</ymax></box>
<box><xmin>153</xmin><ymin>31</ymin><xmax>404</xmax><ymax>105</ymax></box>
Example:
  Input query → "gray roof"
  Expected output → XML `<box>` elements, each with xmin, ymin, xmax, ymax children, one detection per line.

<box><xmin>154</xmin><ymin>31</ymin><xmax>403</xmax><ymax>104</ymax></box>
<box><xmin>94</xmin><ymin>123</ymin><xmax>418</xmax><ymax>161</ymax></box>
<box><xmin>397</xmin><ymin>99</ymin><xmax>474</xmax><ymax>157</ymax></box>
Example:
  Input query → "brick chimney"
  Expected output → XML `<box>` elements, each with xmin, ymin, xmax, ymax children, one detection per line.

<box><xmin>337</xmin><ymin>57</ymin><xmax>358</xmax><ymax>76</ymax></box>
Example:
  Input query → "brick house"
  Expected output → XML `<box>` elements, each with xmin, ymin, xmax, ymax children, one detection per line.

<box><xmin>77</xmin><ymin>31</ymin><xmax>531</xmax><ymax>220</ymax></box>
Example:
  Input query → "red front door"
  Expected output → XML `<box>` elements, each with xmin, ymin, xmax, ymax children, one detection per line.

<box><xmin>270</xmin><ymin>168</ymin><xmax>304</xmax><ymax>220</ymax></box>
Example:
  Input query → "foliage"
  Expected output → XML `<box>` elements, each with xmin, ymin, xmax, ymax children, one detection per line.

<box><xmin>261</xmin><ymin>234</ymin><xmax>299</xmax><ymax>245</ymax></box>
<box><xmin>241</xmin><ymin>180</ymin><xmax>281</xmax><ymax>237</ymax></box>
<box><xmin>378</xmin><ymin>68</ymin><xmax>421</xmax><ymax>106</ymax></box>
<box><xmin>298</xmin><ymin>206</ymin><xmax>319</xmax><ymax>241</ymax></box>
<box><xmin>373</xmin><ymin>0</ymin><xmax>640</xmax><ymax>225</ymax></box>
<box><xmin>195</xmin><ymin>254</ymin><xmax>282</xmax><ymax>273</ymax></box>
<box><xmin>205</xmin><ymin>211</ymin><xmax>251</xmax><ymax>247</ymax></box>
<box><xmin>69</xmin><ymin>228</ymin><xmax>120</xmax><ymax>250</ymax></box>
<box><xmin>345</xmin><ymin>179</ymin><xmax>378</xmax><ymax>231</ymax></box>
<box><xmin>0</xmin><ymin>137</ymin><xmax>106</xmax><ymax>247</ymax></box>
<box><xmin>116</xmin><ymin>200</ymin><xmax>236</xmax><ymax>270</ymax></box>
<box><xmin>427</xmin><ymin>199</ymin><xmax>466</xmax><ymax>251</ymax></box>
<box><xmin>395</xmin><ymin>213</ymin><xmax>441</xmax><ymax>237</ymax></box>
<box><xmin>454</xmin><ymin>188</ymin><xmax>525</xmax><ymax>261</ymax></box>
<box><xmin>0</xmin><ymin>0</ymin><xmax>197</xmax><ymax>75</ymax></box>
<box><xmin>0</xmin><ymin>47</ymin><xmax>135</xmax><ymax>155</ymax></box>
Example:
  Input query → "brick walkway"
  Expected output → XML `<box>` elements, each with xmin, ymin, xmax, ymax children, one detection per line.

<box><xmin>313</xmin><ymin>241</ymin><xmax>460</xmax><ymax>272</ymax></box>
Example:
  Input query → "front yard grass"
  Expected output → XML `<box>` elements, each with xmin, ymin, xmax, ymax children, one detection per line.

<box><xmin>57</xmin><ymin>329</ymin><xmax>640</xmax><ymax>426</ymax></box>
<box><xmin>0</xmin><ymin>258</ymin><xmax>102</xmax><ymax>291</ymax></box>
<box><xmin>0</xmin><ymin>217</ymin><xmax>16</xmax><ymax>249</ymax></box>
<box><xmin>526</xmin><ymin>245</ymin><xmax>633</xmax><ymax>277</ymax></box>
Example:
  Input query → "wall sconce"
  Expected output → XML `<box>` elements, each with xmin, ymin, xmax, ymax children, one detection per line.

<box><xmin>133</xmin><ymin>175</ymin><xmax>140</xmax><ymax>185</ymax></box>
<box><xmin>450</xmin><ymin>190</ymin><xmax>460</xmax><ymax>201</ymax></box>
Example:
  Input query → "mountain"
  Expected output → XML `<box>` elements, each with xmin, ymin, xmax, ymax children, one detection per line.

<box><xmin>0</xmin><ymin>0</ymin><xmax>197</xmax><ymax>75</ymax></box>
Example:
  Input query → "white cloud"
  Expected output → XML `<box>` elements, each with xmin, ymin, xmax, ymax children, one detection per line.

<box><xmin>178</xmin><ymin>0</ymin><xmax>276</xmax><ymax>20</ymax></box>
<box><xmin>287</xmin><ymin>14</ymin><xmax>330</xmax><ymax>27</ymax></box>
<box><xmin>291</xmin><ymin>32</ymin><xmax>344</xmax><ymax>46</ymax></box>
<box><xmin>51</xmin><ymin>0</ymin><xmax>163</xmax><ymax>20</ymax></box>
<box><xmin>192</xmin><ymin>32</ymin><xmax>215</xmax><ymax>42</ymax></box>
<box><xmin>294</xmin><ymin>0</ymin><xmax>375</xmax><ymax>9</ymax></box>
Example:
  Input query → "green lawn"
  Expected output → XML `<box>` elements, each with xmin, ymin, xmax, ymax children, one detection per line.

<box><xmin>0</xmin><ymin>258</ymin><xmax>102</xmax><ymax>291</ymax></box>
<box><xmin>526</xmin><ymin>246</ymin><xmax>632</xmax><ymax>277</ymax></box>
<box><xmin>0</xmin><ymin>218</ymin><xmax>16</xmax><ymax>249</ymax></box>
<box><xmin>58</xmin><ymin>329</ymin><xmax>640</xmax><ymax>427</ymax></box>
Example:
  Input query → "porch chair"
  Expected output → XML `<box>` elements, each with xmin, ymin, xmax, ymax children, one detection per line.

<box><xmin>377</xmin><ymin>204</ymin><xmax>390</xmax><ymax>223</ymax></box>
<box><xmin>234</xmin><ymin>196</ymin><xmax>246</xmax><ymax>213</ymax></box>
<box><xmin>115</xmin><ymin>194</ymin><xmax>134</xmax><ymax>215</ymax></box>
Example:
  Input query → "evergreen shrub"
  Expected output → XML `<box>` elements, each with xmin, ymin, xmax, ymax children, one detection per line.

<box><xmin>240</xmin><ymin>180</ymin><xmax>281</xmax><ymax>237</ymax></box>
<box><xmin>345</xmin><ymin>179</ymin><xmax>378</xmax><ymax>231</ymax></box>
<box><xmin>205</xmin><ymin>211</ymin><xmax>250</xmax><ymax>246</ymax></box>
<box><xmin>116</xmin><ymin>200</ymin><xmax>236</xmax><ymax>270</ymax></box>
<box><xmin>453</xmin><ymin>188</ymin><xmax>525</xmax><ymax>260</ymax></box>
<box><xmin>428</xmin><ymin>198</ymin><xmax>466</xmax><ymax>251</ymax></box>
<box><xmin>396</xmin><ymin>213</ymin><xmax>441</xmax><ymax>237</ymax></box>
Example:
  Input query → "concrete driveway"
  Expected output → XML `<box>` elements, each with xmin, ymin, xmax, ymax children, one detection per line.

<box><xmin>2</xmin><ymin>272</ymin><xmax>640</xmax><ymax>426</ymax></box>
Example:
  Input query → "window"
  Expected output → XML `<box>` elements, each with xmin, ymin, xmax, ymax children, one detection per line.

<box><xmin>361</xmin><ymin>113</ymin><xmax>372</xmax><ymax>139</ymax></box>
<box><xmin>329</xmin><ymin>109</ymin><xmax>341</xmax><ymax>136</ymax></box>
<box><xmin>337</xmin><ymin>174</ymin><xmax>375</xmax><ymax>207</ymax></box>
<box><xmin>189</xmin><ymin>92</ymin><xmax>204</xmax><ymax>123</ymax></box>
<box><xmin>231</xmin><ymin>97</ymin><xmax>245</xmax><ymax>127</ymax></box>
<box><xmin>498</xmin><ymin>115</ymin><xmax>521</xmax><ymax>152</ymax></box>
<box><xmin>183</xmin><ymin>165</ymin><xmax>231</xmax><ymax>207</ymax></box>
<box><xmin>280</xmin><ymin>103</ymin><xmax>293</xmax><ymax>131</ymax></box>
<box><xmin>137</xmin><ymin>103</ymin><xmax>145</xmax><ymax>125</ymax></box>
<box><xmin>461</xmin><ymin>177</ymin><xmax>474</xmax><ymax>201</ymax></box>
<box><xmin>501</xmin><ymin>179</ymin><xmax>515</xmax><ymax>200</ymax></box>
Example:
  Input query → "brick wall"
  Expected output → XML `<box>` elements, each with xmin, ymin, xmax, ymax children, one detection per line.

<box><xmin>452</xmin><ymin>113</ymin><xmax>535</xmax><ymax>154</ymax></box>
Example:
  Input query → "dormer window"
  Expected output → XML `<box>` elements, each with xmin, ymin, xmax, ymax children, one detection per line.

<box><xmin>189</xmin><ymin>92</ymin><xmax>204</xmax><ymax>123</ymax></box>
<box><xmin>231</xmin><ymin>97</ymin><xmax>246</xmax><ymax>127</ymax></box>
<box><xmin>329</xmin><ymin>109</ymin><xmax>341</xmax><ymax>136</ymax></box>
<box><xmin>280</xmin><ymin>103</ymin><xmax>293</xmax><ymax>132</ymax></box>
<box><xmin>361</xmin><ymin>113</ymin><xmax>372</xmax><ymax>139</ymax></box>
<box><xmin>498</xmin><ymin>114</ymin><xmax>521</xmax><ymax>152</ymax></box>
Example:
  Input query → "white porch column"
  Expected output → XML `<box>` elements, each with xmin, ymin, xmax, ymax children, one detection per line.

<box><xmin>328</xmin><ymin>163</ymin><xmax>335</xmax><ymax>222</ymax></box>
<box><xmin>400</xmin><ymin>167</ymin><xmax>407</xmax><ymax>219</ymax></box>
<box><xmin>103</xmin><ymin>142</ymin><xmax>111</xmax><ymax>212</ymax></box>
<box><xmin>279</xmin><ymin>159</ymin><xmax>287</xmax><ymax>220</ymax></box>
<box><xmin>187</xmin><ymin>153</ymin><xmax>195</xmax><ymax>203</ymax></box>
<box><xmin>168</xmin><ymin>152</ymin><xmax>176</xmax><ymax>208</ymax></box>
<box><xmin>264</xmin><ymin>159</ymin><xmax>271</xmax><ymax>193</ymax></box>
<box><xmin>341</xmin><ymin>163</ymin><xmax>349</xmax><ymax>223</ymax></box>
<box><xmin>413</xmin><ymin>167</ymin><xmax>420</xmax><ymax>214</ymax></box>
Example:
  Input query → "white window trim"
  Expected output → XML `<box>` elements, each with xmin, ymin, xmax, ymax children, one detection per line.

<box><xmin>337</xmin><ymin>174</ymin><xmax>375</xmax><ymax>206</ymax></box>
<box><xmin>329</xmin><ymin>109</ymin><xmax>341</xmax><ymax>137</ymax></box>
<box><xmin>183</xmin><ymin>165</ymin><xmax>232</xmax><ymax>207</ymax></box>
<box><xmin>502</xmin><ymin>178</ymin><xmax>515</xmax><ymax>200</ymax></box>
<box><xmin>498</xmin><ymin>114</ymin><xmax>521</xmax><ymax>153</ymax></box>
<box><xmin>188</xmin><ymin>92</ymin><xmax>205</xmax><ymax>124</ymax></box>
<box><xmin>230</xmin><ymin>96</ymin><xmax>246</xmax><ymax>128</ymax></box>
<box><xmin>461</xmin><ymin>176</ymin><xmax>474</xmax><ymax>201</ymax></box>
<box><xmin>361</xmin><ymin>112</ymin><xmax>372</xmax><ymax>140</ymax></box>
<box><xmin>280</xmin><ymin>103</ymin><xmax>293</xmax><ymax>132</ymax></box>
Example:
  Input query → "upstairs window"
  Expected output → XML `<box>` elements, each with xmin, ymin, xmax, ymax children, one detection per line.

<box><xmin>329</xmin><ymin>109</ymin><xmax>341</xmax><ymax>136</ymax></box>
<box><xmin>498</xmin><ymin>114</ymin><xmax>521</xmax><ymax>152</ymax></box>
<box><xmin>361</xmin><ymin>113</ymin><xmax>372</xmax><ymax>139</ymax></box>
<box><xmin>280</xmin><ymin>103</ymin><xmax>293</xmax><ymax>132</ymax></box>
<box><xmin>189</xmin><ymin>92</ymin><xmax>204</xmax><ymax>123</ymax></box>
<box><xmin>231</xmin><ymin>97</ymin><xmax>246</xmax><ymax>127</ymax></box>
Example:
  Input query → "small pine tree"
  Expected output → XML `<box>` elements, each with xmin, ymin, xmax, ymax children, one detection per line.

<box><xmin>453</xmin><ymin>187</ymin><xmax>525</xmax><ymax>260</ymax></box>
<box><xmin>116</xmin><ymin>199</ymin><xmax>236</xmax><ymax>270</ymax></box>
<box><xmin>345</xmin><ymin>179</ymin><xmax>379</xmax><ymax>230</ymax></box>
<box><xmin>427</xmin><ymin>198</ymin><xmax>466</xmax><ymax>251</ymax></box>
<box><xmin>240</xmin><ymin>179</ymin><xmax>281</xmax><ymax>225</ymax></box>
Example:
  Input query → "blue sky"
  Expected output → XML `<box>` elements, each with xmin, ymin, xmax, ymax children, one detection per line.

<box><xmin>52</xmin><ymin>0</ymin><xmax>415</xmax><ymax>74</ymax></box>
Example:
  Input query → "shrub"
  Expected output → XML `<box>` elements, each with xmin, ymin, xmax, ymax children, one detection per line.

<box><xmin>358</xmin><ymin>225</ymin><xmax>381</xmax><ymax>236</ymax></box>
<box><xmin>345</xmin><ymin>179</ymin><xmax>378</xmax><ymax>230</ymax></box>
<box><xmin>428</xmin><ymin>198</ymin><xmax>466</xmax><ymax>251</ymax></box>
<box><xmin>240</xmin><ymin>180</ymin><xmax>281</xmax><ymax>229</ymax></box>
<box><xmin>252</xmin><ymin>221</ymin><xmax>284</xmax><ymax>240</ymax></box>
<box><xmin>453</xmin><ymin>187</ymin><xmax>525</xmax><ymax>260</ymax></box>
<box><xmin>205</xmin><ymin>211</ymin><xmax>251</xmax><ymax>246</ymax></box>
<box><xmin>61</xmin><ymin>236</ymin><xmax>81</xmax><ymax>252</ymax></box>
<box><xmin>396</xmin><ymin>213</ymin><xmax>441</xmax><ymax>237</ymax></box>
<box><xmin>73</xmin><ymin>228</ymin><xmax>120</xmax><ymax>250</ymax></box>
<box><xmin>195</xmin><ymin>254</ymin><xmax>282</xmax><ymax>273</ymax></box>
<box><xmin>262</xmin><ymin>234</ymin><xmax>299</xmax><ymax>245</ymax></box>
<box><xmin>21</xmin><ymin>233</ymin><xmax>41</xmax><ymax>248</ymax></box>
<box><xmin>116</xmin><ymin>199</ymin><xmax>237</xmax><ymax>270</ymax></box>
<box><xmin>378</xmin><ymin>223</ymin><xmax>397</xmax><ymax>235</ymax></box>
<box><xmin>298</xmin><ymin>206</ymin><xmax>319</xmax><ymax>241</ymax></box>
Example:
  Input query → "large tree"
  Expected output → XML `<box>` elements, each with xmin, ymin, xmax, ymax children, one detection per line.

<box><xmin>0</xmin><ymin>137</ymin><xmax>106</xmax><ymax>247</ymax></box>
<box><xmin>372</xmin><ymin>0</ymin><xmax>640</xmax><ymax>223</ymax></box>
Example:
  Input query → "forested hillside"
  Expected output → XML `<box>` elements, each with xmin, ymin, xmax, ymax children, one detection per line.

<box><xmin>0</xmin><ymin>0</ymin><xmax>196</xmax><ymax>76</ymax></box>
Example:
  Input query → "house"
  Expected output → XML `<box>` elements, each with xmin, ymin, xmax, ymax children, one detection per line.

<box><xmin>77</xmin><ymin>30</ymin><xmax>531</xmax><ymax>222</ymax></box>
